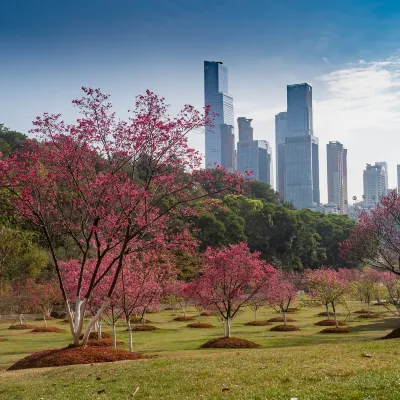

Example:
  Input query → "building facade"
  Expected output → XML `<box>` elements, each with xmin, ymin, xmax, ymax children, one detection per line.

<box><xmin>375</xmin><ymin>162</ymin><xmax>388</xmax><ymax>196</ymax></box>
<box><xmin>283</xmin><ymin>83</ymin><xmax>320</xmax><ymax>209</ymax></box>
<box><xmin>363</xmin><ymin>163</ymin><xmax>387</xmax><ymax>208</ymax></box>
<box><xmin>204</xmin><ymin>61</ymin><xmax>235</xmax><ymax>172</ymax></box>
<box><xmin>275</xmin><ymin>111</ymin><xmax>287</xmax><ymax>196</ymax></box>
<box><xmin>327</xmin><ymin>141</ymin><xmax>348</xmax><ymax>214</ymax></box>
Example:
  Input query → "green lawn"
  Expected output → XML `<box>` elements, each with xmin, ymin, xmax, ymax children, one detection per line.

<box><xmin>0</xmin><ymin>303</ymin><xmax>399</xmax><ymax>399</ymax></box>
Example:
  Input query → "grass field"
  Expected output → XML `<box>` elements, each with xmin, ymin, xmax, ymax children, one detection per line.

<box><xmin>0</xmin><ymin>302</ymin><xmax>399</xmax><ymax>399</ymax></box>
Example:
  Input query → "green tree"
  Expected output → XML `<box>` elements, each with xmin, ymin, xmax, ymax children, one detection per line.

<box><xmin>0</xmin><ymin>124</ymin><xmax>27</xmax><ymax>158</ymax></box>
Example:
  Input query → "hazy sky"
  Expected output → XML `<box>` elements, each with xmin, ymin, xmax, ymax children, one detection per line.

<box><xmin>2</xmin><ymin>0</ymin><xmax>400</xmax><ymax>202</ymax></box>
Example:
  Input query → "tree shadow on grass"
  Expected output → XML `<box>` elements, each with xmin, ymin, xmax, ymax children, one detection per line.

<box><xmin>350</xmin><ymin>318</ymin><xmax>400</xmax><ymax>333</ymax></box>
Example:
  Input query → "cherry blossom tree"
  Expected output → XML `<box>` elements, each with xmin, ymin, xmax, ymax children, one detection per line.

<box><xmin>265</xmin><ymin>272</ymin><xmax>298</xmax><ymax>325</ymax></box>
<box><xmin>0</xmin><ymin>88</ymin><xmax>243</xmax><ymax>346</ymax></box>
<box><xmin>248</xmin><ymin>291</ymin><xmax>267</xmax><ymax>322</ymax></box>
<box><xmin>306</xmin><ymin>267</ymin><xmax>349</xmax><ymax>326</ymax></box>
<box><xmin>351</xmin><ymin>267</ymin><xmax>383</xmax><ymax>312</ymax></box>
<box><xmin>341</xmin><ymin>191</ymin><xmax>400</xmax><ymax>276</ymax></box>
<box><xmin>30</xmin><ymin>280</ymin><xmax>62</xmax><ymax>327</ymax></box>
<box><xmin>194</xmin><ymin>242</ymin><xmax>276</xmax><ymax>338</ymax></box>
<box><xmin>8</xmin><ymin>278</ymin><xmax>35</xmax><ymax>326</ymax></box>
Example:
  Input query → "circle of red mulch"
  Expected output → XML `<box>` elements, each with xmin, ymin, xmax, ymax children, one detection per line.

<box><xmin>8</xmin><ymin>346</ymin><xmax>144</xmax><ymax>370</ymax></box>
<box><xmin>286</xmin><ymin>308</ymin><xmax>299</xmax><ymax>313</ymax></box>
<box><xmin>30</xmin><ymin>327</ymin><xmax>67</xmax><ymax>333</ymax></box>
<box><xmin>130</xmin><ymin>317</ymin><xmax>153</xmax><ymax>324</ymax></box>
<box><xmin>357</xmin><ymin>313</ymin><xmax>381</xmax><ymax>319</ymax></box>
<box><xmin>317</xmin><ymin>311</ymin><xmax>330</xmax><ymax>317</ymax></box>
<box><xmin>0</xmin><ymin>338</ymin><xmax>7</xmax><ymax>342</ymax></box>
<box><xmin>132</xmin><ymin>325</ymin><xmax>159</xmax><ymax>331</ymax></box>
<box><xmin>9</xmin><ymin>324</ymin><xmax>37</xmax><ymax>330</ymax></box>
<box><xmin>200</xmin><ymin>311</ymin><xmax>214</xmax><ymax>317</ymax></box>
<box><xmin>79</xmin><ymin>332</ymin><xmax>112</xmax><ymax>340</ymax></box>
<box><xmin>186</xmin><ymin>322</ymin><xmax>215</xmax><ymax>328</ymax></box>
<box><xmin>173</xmin><ymin>316</ymin><xmax>196</xmax><ymax>322</ymax></box>
<box><xmin>315</xmin><ymin>319</ymin><xmax>346</xmax><ymax>326</ymax></box>
<box><xmin>201</xmin><ymin>337</ymin><xmax>260</xmax><ymax>349</ymax></box>
<box><xmin>245</xmin><ymin>321</ymin><xmax>273</xmax><ymax>326</ymax></box>
<box><xmin>86</xmin><ymin>338</ymin><xmax>123</xmax><ymax>347</ymax></box>
<box><xmin>267</xmin><ymin>317</ymin><xmax>296</xmax><ymax>323</ymax></box>
<box><xmin>34</xmin><ymin>317</ymin><xmax>56</xmax><ymax>321</ymax></box>
<box><xmin>353</xmin><ymin>309</ymin><xmax>370</xmax><ymax>314</ymax></box>
<box><xmin>381</xmin><ymin>327</ymin><xmax>400</xmax><ymax>340</ymax></box>
<box><xmin>270</xmin><ymin>325</ymin><xmax>300</xmax><ymax>332</ymax></box>
<box><xmin>320</xmin><ymin>327</ymin><xmax>349</xmax><ymax>334</ymax></box>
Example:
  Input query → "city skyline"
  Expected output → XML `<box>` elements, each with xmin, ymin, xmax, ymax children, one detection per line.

<box><xmin>3</xmin><ymin>1</ymin><xmax>400</xmax><ymax>203</ymax></box>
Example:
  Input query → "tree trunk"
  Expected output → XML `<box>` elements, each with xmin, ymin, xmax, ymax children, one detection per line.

<box><xmin>225</xmin><ymin>316</ymin><xmax>231</xmax><ymax>338</ymax></box>
<box><xmin>254</xmin><ymin>309</ymin><xmax>257</xmax><ymax>321</ymax></box>
<box><xmin>367</xmin><ymin>301</ymin><xmax>370</xmax><ymax>313</ymax></box>
<box><xmin>112</xmin><ymin>323</ymin><xmax>117</xmax><ymax>349</ymax></box>
<box><xmin>142</xmin><ymin>309</ymin><xmax>147</xmax><ymax>325</ymax></box>
<box><xmin>326</xmin><ymin>304</ymin><xmax>330</xmax><ymax>320</ymax></box>
<box><xmin>127</xmin><ymin>319</ymin><xmax>133</xmax><ymax>352</ymax></box>
<box><xmin>183</xmin><ymin>305</ymin><xmax>187</xmax><ymax>317</ymax></box>
<box><xmin>97</xmin><ymin>320</ymin><xmax>102</xmax><ymax>340</ymax></box>
<box><xmin>44</xmin><ymin>313</ymin><xmax>47</xmax><ymax>328</ymax></box>
<box><xmin>283</xmin><ymin>311</ymin><xmax>287</xmax><ymax>326</ymax></box>
<box><xmin>80</xmin><ymin>298</ymin><xmax>109</xmax><ymax>346</ymax></box>
<box><xmin>19</xmin><ymin>314</ymin><xmax>23</xmax><ymax>325</ymax></box>
<box><xmin>332</xmin><ymin>303</ymin><xmax>338</xmax><ymax>328</ymax></box>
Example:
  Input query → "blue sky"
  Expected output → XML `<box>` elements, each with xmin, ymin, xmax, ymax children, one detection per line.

<box><xmin>2</xmin><ymin>0</ymin><xmax>400</xmax><ymax>202</ymax></box>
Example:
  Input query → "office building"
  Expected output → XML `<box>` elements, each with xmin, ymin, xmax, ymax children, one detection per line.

<box><xmin>327</xmin><ymin>141</ymin><xmax>348</xmax><ymax>214</ymax></box>
<box><xmin>375</xmin><ymin>162</ymin><xmax>388</xmax><ymax>196</ymax></box>
<box><xmin>275</xmin><ymin>112</ymin><xmax>287</xmax><ymax>195</ymax></box>
<box><xmin>363</xmin><ymin>163</ymin><xmax>387</xmax><ymax>208</ymax></box>
<box><xmin>204</xmin><ymin>61</ymin><xmax>235</xmax><ymax>172</ymax></box>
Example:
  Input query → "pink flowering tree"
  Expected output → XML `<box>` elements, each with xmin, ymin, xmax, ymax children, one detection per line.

<box><xmin>194</xmin><ymin>242</ymin><xmax>276</xmax><ymax>338</ymax></box>
<box><xmin>8</xmin><ymin>278</ymin><xmax>35</xmax><ymax>326</ymax></box>
<box><xmin>306</xmin><ymin>267</ymin><xmax>349</xmax><ymax>326</ymax></box>
<box><xmin>30</xmin><ymin>280</ymin><xmax>62</xmax><ymax>327</ymax></box>
<box><xmin>265</xmin><ymin>272</ymin><xmax>298</xmax><ymax>325</ymax></box>
<box><xmin>381</xmin><ymin>272</ymin><xmax>400</xmax><ymax>315</ymax></box>
<box><xmin>0</xmin><ymin>88</ymin><xmax>243</xmax><ymax>346</ymax></box>
<box><xmin>341</xmin><ymin>191</ymin><xmax>400</xmax><ymax>276</ymax></box>
<box><xmin>248</xmin><ymin>290</ymin><xmax>268</xmax><ymax>322</ymax></box>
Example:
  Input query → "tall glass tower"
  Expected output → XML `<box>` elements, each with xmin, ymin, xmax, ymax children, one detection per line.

<box><xmin>204</xmin><ymin>61</ymin><xmax>235</xmax><ymax>172</ymax></box>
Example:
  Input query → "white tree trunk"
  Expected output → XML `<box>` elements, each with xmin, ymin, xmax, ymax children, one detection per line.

<box><xmin>326</xmin><ymin>304</ymin><xmax>330</xmax><ymax>320</ymax></box>
<box><xmin>254</xmin><ymin>309</ymin><xmax>257</xmax><ymax>321</ymax></box>
<box><xmin>225</xmin><ymin>316</ymin><xmax>231</xmax><ymax>338</ymax></box>
<box><xmin>44</xmin><ymin>313</ymin><xmax>47</xmax><ymax>328</ymax></box>
<box><xmin>127</xmin><ymin>320</ymin><xmax>133</xmax><ymax>352</ymax></box>
<box><xmin>81</xmin><ymin>299</ymin><xmax>109</xmax><ymax>345</ymax></box>
<box><xmin>112</xmin><ymin>323</ymin><xmax>117</xmax><ymax>349</ymax></box>
<box><xmin>98</xmin><ymin>320</ymin><xmax>102</xmax><ymax>339</ymax></box>
<box><xmin>142</xmin><ymin>309</ymin><xmax>147</xmax><ymax>325</ymax></box>
<box><xmin>284</xmin><ymin>311</ymin><xmax>287</xmax><ymax>326</ymax></box>
<box><xmin>183</xmin><ymin>305</ymin><xmax>187</xmax><ymax>317</ymax></box>
<box><xmin>19</xmin><ymin>314</ymin><xmax>23</xmax><ymax>325</ymax></box>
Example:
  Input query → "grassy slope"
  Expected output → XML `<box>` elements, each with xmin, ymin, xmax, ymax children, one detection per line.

<box><xmin>0</xmin><ymin>303</ymin><xmax>399</xmax><ymax>399</ymax></box>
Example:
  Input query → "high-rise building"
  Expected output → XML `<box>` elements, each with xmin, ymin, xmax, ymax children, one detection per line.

<box><xmin>363</xmin><ymin>163</ymin><xmax>387</xmax><ymax>208</ymax></box>
<box><xmin>375</xmin><ymin>162</ymin><xmax>388</xmax><ymax>196</ymax></box>
<box><xmin>275</xmin><ymin>112</ymin><xmax>287</xmax><ymax>195</ymax></box>
<box><xmin>204</xmin><ymin>61</ymin><xmax>235</xmax><ymax>172</ymax></box>
<box><xmin>236</xmin><ymin>117</ymin><xmax>273</xmax><ymax>185</ymax></box>
<box><xmin>327</xmin><ymin>141</ymin><xmax>348</xmax><ymax>214</ymax></box>
<box><xmin>283</xmin><ymin>83</ymin><xmax>320</xmax><ymax>209</ymax></box>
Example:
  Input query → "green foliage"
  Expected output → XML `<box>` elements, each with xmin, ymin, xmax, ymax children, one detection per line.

<box><xmin>0</xmin><ymin>124</ymin><xmax>27</xmax><ymax>158</ymax></box>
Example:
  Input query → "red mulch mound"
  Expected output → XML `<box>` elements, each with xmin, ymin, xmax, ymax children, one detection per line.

<box><xmin>132</xmin><ymin>325</ymin><xmax>158</xmax><ymax>331</ymax></box>
<box><xmin>286</xmin><ymin>308</ymin><xmax>299</xmax><ymax>313</ymax></box>
<box><xmin>353</xmin><ymin>309</ymin><xmax>370</xmax><ymax>314</ymax></box>
<box><xmin>86</xmin><ymin>338</ymin><xmax>123</xmax><ymax>347</ymax></box>
<box><xmin>9</xmin><ymin>324</ymin><xmax>37</xmax><ymax>330</ymax></box>
<box><xmin>357</xmin><ymin>313</ymin><xmax>381</xmax><ymax>319</ymax></box>
<box><xmin>0</xmin><ymin>338</ymin><xmax>7</xmax><ymax>342</ymax></box>
<box><xmin>34</xmin><ymin>317</ymin><xmax>56</xmax><ymax>321</ymax></box>
<box><xmin>315</xmin><ymin>319</ymin><xmax>346</xmax><ymax>326</ymax></box>
<box><xmin>200</xmin><ymin>311</ymin><xmax>214</xmax><ymax>317</ymax></box>
<box><xmin>186</xmin><ymin>322</ymin><xmax>215</xmax><ymax>328</ymax></box>
<box><xmin>267</xmin><ymin>317</ymin><xmax>296</xmax><ymax>323</ymax></box>
<box><xmin>30</xmin><ymin>327</ymin><xmax>67</xmax><ymax>333</ymax></box>
<box><xmin>201</xmin><ymin>337</ymin><xmax>260</xmax><ymax>349</ymax></box>
<box><xmin>173</xmin><ymin>316</ymin><xmax>195</xmax><ymax>322</ymax></box>
<box><xmin>270</xmin><ymin>325</ymin><xmax>300</xmax><ymax>332</ymax></box>
<box><xmin>381</xmin><ymin>327</ymin><xmax>400</xmax><ymax>339</ymax></box>
<box><xmin>79</xmin><ymin>332</ymin><xmax>112</xmax><ymax>340</ymax></box>
<box><xmin>130</xmin><ymin>317</ymin><xmax>153</xmax><ymax>324</ymax></box>
<box><xmin>320</xmin><ymin>327</ymin><xmax>349</xmax><ymax>334</ymax></box>
<box><xmin>8</xmin><ymin>346</ymin><xmax>144</xmax><ymax>370</ymax></box>
<box><xmin>245</xmin><ymin>321</ymin><xmax>272</xmax><ymax>326</ymax></box>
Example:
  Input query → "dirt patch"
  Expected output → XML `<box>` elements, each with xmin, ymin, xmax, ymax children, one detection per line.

<box><xmin>30</xmin><ymin>327</ymin><xmax>67</xmax><ymax>333</ymax></box>
<box><xmin>245</xmin><ymin>321</ymin><xmax>272</xmax><ymax>326</ymax></box>
<box><xmin>86</xmin><ymin>338</ymin><xmax>123</xmax><ymax>347</ymax></box>
<box><xmin>34</xmin><ymin>317</ymin><xmax>56</xmax><ymax>321</ymax></box>
<box><xmin>381</xmin><ymin>327</ymin><xmax>400</xmax><ymax>339</ymax></box>
<box><xmin>79</xmin><ymin>332</ymin><xmax>112</xmax><ymax>340</ymax></box>
<box><xmin>315</xmin><ymin>319</ymin><xmax>346</xmax><ymax>326</ymax></box>
<box><xmin>320</xmin><ymin>327</ymin><xmax>349</xmax><ymax>334</ymax></box>
<box><xmin>0</xmin><ymin>338</ymin><xmax>7</xmax><ymax>342</ymax></box>
<box><xmin>357</xmin><ymin>313</ymin><xmax>381</xmax><ymax>319</ymax></box>
<box><xmin>132</xmin><ymin>325</ymin><xmax>159</xmax><ymax>331</ymax></box>
<box><xmin>270</xmin><ymin>325</ymin><xmax>300</xmax><ymax>332</ymax></box>
<box><xmin>173</xmin><ymin>316</ymin><xmax>195</xmax><ymax>322</ymax></box>
<box><xmin>9</xmin><ymin>324</ymin><xmax>37</xmax><ymax>330</ymax></box>
<box><xmin>201</xmin><ymin>337</ymin><xmax>260</xmax><ymax>349</ymax></box>
<box><xmin>267</xmin><ymin>317</ymin><xmax>296</xmax><ymax>323</ymax></box>
<box><xmin>8</xmin><ymin>346</ymin><xmax>144</xmax><ymax>370</ymax></box>
<box><xmin>200</xmin><ymin>311</ymin><xmax>214</xmax><ymax>317</ymax></box>
<box><xmin>186</xmin><ymin>322</ymin><xmax>215</xmax><ymax>328</ymax></box>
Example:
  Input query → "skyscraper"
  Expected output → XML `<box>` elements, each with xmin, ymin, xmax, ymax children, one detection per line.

<box><xmin>204</xmin><ymin>61</ymin><xmax>235</xmax><ymax>172</ymax></box>
<box><xmin>375</xmin><ymin>162</ymin><xmax>388</xmax><ymax>196</ymax></box>
<box><xmin>363</xmin><ymin>163</ymin><xmax>387</xmax><ymax>208</ymax></box>
<box><xmin>283</xmin><ymin>83</ymin><xmax>320</xmax><ymax>209</ymax></box>
<box><xmin>236</xmin><ymin>117</ymin><xmax>273</xmax><ymax>185</ymax></box>
<box><xmin>275</xmin><ymin>111</ymin><xmax>287</xmax><ymax>195</ymax></box>
<box><xmin>327</xmin><ymin>141</ymin><xmax>348</xmax><ymax>215</ymax></box>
